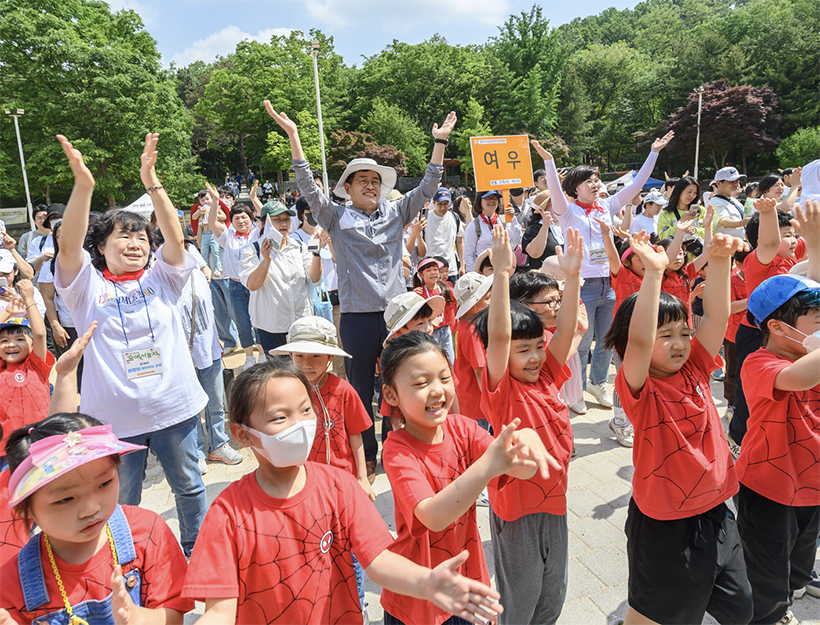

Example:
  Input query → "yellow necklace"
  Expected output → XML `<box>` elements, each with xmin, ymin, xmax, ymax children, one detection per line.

<box><xmin>42</xmin><ymin>525</ymin><xmax>119</xmax><ymax>625</ymax></box>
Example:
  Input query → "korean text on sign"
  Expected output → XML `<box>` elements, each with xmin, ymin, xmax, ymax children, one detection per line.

<box><xmin>470</xmin><ymin>135</ymin><xmax>534</xmax><ymax>191</ymax></box>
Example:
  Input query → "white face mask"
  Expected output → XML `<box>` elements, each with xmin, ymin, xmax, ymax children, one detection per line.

<box><xmin>784</xmin><ymin>324</ymin><xmax>820</xmax><ymax>353</ymax></box>
<box><xmin>242</xmin><ymin>419</ymin><xmax>317</xmax><ymax>467</ymax></box>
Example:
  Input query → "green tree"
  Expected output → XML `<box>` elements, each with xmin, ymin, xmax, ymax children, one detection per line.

<box><xmin>361</xmin><ymin>99</ymin><xmax>427</xmax><ymax>175</ymax></box>
<box><xmin>452</xmin><ymin>98</ymin><xmax>492</xmax><ymax>188</ymax></box>
<box><xmin>0</xmin><ymin>0</ymin><xmax>194</xmax><ymax>208</ymax></box>
<box><xmin>776</xmin><ymin>127</ymin><xmax>820</xmax><ymax>168</ymax></box>
<box><xmin>265</xmin><ymin>110</ymin><xmax>327</xmax><ymax>174</ymax></box>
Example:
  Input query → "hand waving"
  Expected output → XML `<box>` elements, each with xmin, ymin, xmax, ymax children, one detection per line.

<box><xmin>707</xmin><ymin>233</ymin><xmax>749</xmax><ymax>259</ymax></box>
<box><xmin>530</xmin><ymin>140</ymin><xmax>553</xmax><ymax>161</ymax></box>
<box><xmin>555</xmin><ymin>228</ymin><xmax>584</xmax><ymax>278</ymax></box>
<box><xmin>264</xmin><ymin>101</ymin><xmax>299</xmax><ymax>136</ymax></box>
<box><xmin>491</xmin><ymin>225</ymin><xmax>515</xmax><ymax>275</ymax></box>
<box><xmin>139</xmin><ymin>133</ymin><xmax>160</xmax><ymax>188</ymax></box>
<box><xmin>651</xmin><ymin>131</ymin><xmax>674</xmax><ymax>153</ymax></box>
<box><xmin>425</xmin><ymin>551</ymin><xmax>503</xmax><ymax>624</ymax></box>
<box><xmin>630</xmin><ymin>231</ymin><xmax>668</xmax><ymax>272</ymax></box>
<box><xmin>432</xmin><ymin>111</ymin><xmax>457</xmax><ymax>140</ymax></box>
<box><xmin>54</xmin><ymin>322</ymin><xmax>97</xmax><ymax>377</ymax></box>
<box><xmin>56</xmin><ymin>135</ymin><xmax>95</xmax><ymax>188</ymax></box>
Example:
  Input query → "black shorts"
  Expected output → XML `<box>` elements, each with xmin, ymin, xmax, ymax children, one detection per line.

<box><xmin>625</xmin><ymin>498</ymin><xmax>753</xmax><ymax>624</ymax></box>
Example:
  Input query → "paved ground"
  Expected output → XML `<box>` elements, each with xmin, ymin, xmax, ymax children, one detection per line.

<box><xmin>140</xmin><ymin>352</ymin><xmax>820</xmax><ymax>624</ymax></box>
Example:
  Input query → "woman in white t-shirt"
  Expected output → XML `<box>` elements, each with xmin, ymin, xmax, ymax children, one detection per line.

<box><xmin>462</xmin><ymin>191</ymin><xmax>522</xmax><ymax>272</ymax></box>
<box><xmin>54</xmin><ymin>133</ymin><xmax>208</xmax><ymax>557</ymax></box>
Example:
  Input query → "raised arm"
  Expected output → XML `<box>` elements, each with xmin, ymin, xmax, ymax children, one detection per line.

<box><xmin>55</xmin><ymin>135</ymin><xmax>95</xmax><ymax>285</ymax></box>
<box><xmin>776</xmin><ymin>166</ymin><xmax>801</xmax><ymax>214</ymax></box>
<box><xmin>141</xmin><ymin>134</ymin><xmax>185</xmax><ymax>268</ymax></box>
<box><xmin>485</xmin><ymin>225</ymin><xmax>515</xmax><ymax>392</ymax></box>
<box><xmin>205</xmin><ymin>182</ymin><xmax>228</xmax><ymax>239</ymax></box>
<box><xmin>697</xmin><ymin>235</ymin><xmax>749</xmax><ymax>357</ymax></box>
<box><xmin>547</xmin><ymin>229</ymin><xmax>582</xmax><ymax>366</ymax></box>
<box><xmin>774</xmin><ymin>348</ymin><xmax>820</xmax><ymax>392</ymax></box>
<box><xmin>793</xmin><ymin>200</ymin><xmax>820</xmax><ymax>282</ymax></box>
<box><xmin>17</xmin><ymin>279</ymin><xmax>46</xmax><ymax>361</ymax></box>
<box><xmin>531</xmin><ymin>141</ymin><xmax>569</xmax><ymax>216</ymax></box>
<box><xmin>2</xmin><ymin>234</ymin><xmax>33</xmax><ymax>280</ymax></box>
<box><xmin>753</xmin><ymin>198</ymin><xmax>781</xmax><ymax>266</ymax></box>
<box><xmin>49</xmin><ymin>323</ymin><xmax>96</xmax><ymax>415</ymax></box>
<box><xmin>664</xmin><ymin>215</ymin><xmax>695</xmax><ymax>265</ymax></box>
<box><xmin>620</xmin><ymin>235</ymin><xmax>669</xmax><ymax>395</ymax></box>
<box><xmin>610</xmin><ymin>132</ymin><xmax>673</xmax><ymax>210</ymax></box>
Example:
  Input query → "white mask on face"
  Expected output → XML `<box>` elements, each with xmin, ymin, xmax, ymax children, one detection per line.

<box><xmin>242</xmin><ymin>419</ymin><xmax>317</xmax><ymax>467</ymax></box>
<box><xmin>783</xmin><ymin>324</ymin><xmax>820</xmax><ymax>353</ymax></box>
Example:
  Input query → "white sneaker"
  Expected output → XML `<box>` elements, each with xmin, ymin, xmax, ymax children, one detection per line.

<box><xmin>777</xmin><ymin>611</ymin><xmax>799</xmax><ymax>625</ymax></box>
<box><xmin>208</xmin><ymin>443</ymin><xmax>243</xmax><ymax>465</ymax></box>
<box><xmin>198</xmin><ymin>457</ymin><xmax>208</xmax><ymax>475</ymax></box>
<box><xmin>569</xmin><ymin>399</ymin><xmax>587</xmax><ymax>414</ymax></box>
<box><xmin>587</xmin><ymin>383</ymin><xmax>613</xmax><ymax>408</ymax></box>
<box><xmin>243</xmin><ymin>355</ymin><xmax>257</xmax><ymax>371</ymax></box>
<box><xmin>793</xmin><ymin>586</ymin><xmax>806</xmax><ymax>600</ymax></box>
<box><xmin>476</xmin><ymin>488</ymin><xmax>490</xmax><ymax>507</ymax></box>
<box><xmin>609</xmin><ymin>418</ymin><xmax>634</xmax><ymax>447</ymax></box>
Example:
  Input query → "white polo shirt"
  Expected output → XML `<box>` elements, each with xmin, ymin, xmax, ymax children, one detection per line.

<box><xmin>215</xmin><ymin>227</ymin><xmax>252</xmax><ymax>280</ymax></box>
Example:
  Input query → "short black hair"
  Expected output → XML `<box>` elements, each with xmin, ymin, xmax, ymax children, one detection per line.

<box><xmin>411</xmin><ymin>302</ymin><xmax>434</xmax><ymax>322</ymax></box>
<box><xmin>745</xmin><ymin>209</ymin><xmax>793</xmax><ymax>249</ymax></box>
<box><xmin>478</xmin><ymin>256</ymin><xmax>493</xmax><ymax>273</ymax></box>
<box><xmin>562</xmin><ymin>165</ymin><xmax>599</xmax><ymax>199</ymax></box>
<box><xmin>782</xmin><ymin>168</ymin><xmax>795</xmax><ymax>176</ymax></box>
<box><xmin>533</xmin><ymin>169</ymin><xmax>546</xmax><ymax>181</ymax></box>
<box><xmin>757</xmin><ymin>173</ymin><xmax>783</xmax><ymax>197</ymax></box>
<box><xmin>380</xmin><ymin>331</ymin><xmax>448</xmax><ymax>392</ymax></box>
<box><xmin>33</xmin><ymin>204</ymin><xmax>48</xmax><ymax>216</ymax></box>
<box><xmin>0</xmin><ymin>324</ymin><xmax>33</xmax><ymax>340</ymax></box>
<box><xmin>472</xmin><ymin>300</ymin><xmax>544</xmax><ymax>349</ymax></box>
<box><xmin>604</xmin><ymin>292</ymin><xmax>689</xmax><ymax>359</ymax></box>
<box><xmin>85</xmin><ymin>210</ymin><xmax>157</xmax><ymax>272</ymax></box>
<box><xmin>345</xmin><ymin>170</ymin><xmax>381</xmax><ymax>186</ymax></box>
<box><xmin>751</xmin><ymin>289</ymin><xmax>820</xmax><ymax>343</ymax></box>
<box><xmin>509</xmin><ymin>271</ymin><xmax>559</xmax><ymax>303</ymax></box>
<box><xmin>228</xmin><ymin>357</ymin><xmax>311</xmax><ymax>427</ymax></box>
<box><xmin>230</xmin><ymin>205</ymin><xmax>254</xmax><ymax>221</ymax></box>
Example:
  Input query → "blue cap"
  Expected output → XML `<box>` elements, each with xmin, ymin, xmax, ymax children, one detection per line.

<box><xmin>433</xmin><ymin>187</ymin><xmax>451</xmax><ymax>203</ymax></box>
<box><xmin>481</xmin><ymin>191</ymin><xmax>502</xmax><ymax>199</ymax></box>
<box><xmin>747</xmin><ymin>274</ymin><xmax>820</xmax><ymax>326</ymax></box>
<box><xmin>0</xmin><ymin>317</ymin><xmax>31</xmax><ymax>333</ymax></box>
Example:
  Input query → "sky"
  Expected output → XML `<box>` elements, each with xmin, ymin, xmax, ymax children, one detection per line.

<box><xmin>104</xmin><ymin>0</ymin><xmax>640</xmax><ymax>68</ymax></box>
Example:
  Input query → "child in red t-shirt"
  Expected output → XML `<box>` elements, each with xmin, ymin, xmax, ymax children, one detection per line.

<box><xmin>655</xmin><ymin>210</ymin><xmax>709</xmax><ymax>319</ymax></box>
<box><xmin>413</xmin><ymin>257</ymin><xmax>457</xmax><ymax>363</ymax></box>
<box><xmin>737</xmin><ymin>273</ymin><xmax>820</xmax><ymax>624</ymax></box>
<box><xmin>182</xmin><ymin>358</ymin><xmax>503</xmax><ymax>625</ymax></box>
<box><xmin>602</xmin><ymin>232</ymin><xmax>752</xmax><ymax>625</ymax></box>
<box><xmin>723</xmin><ymin>251</ymin><xmax>749</xmax><ymax>420</ymax></box>
<box><xmin>729</xmin><ymin>199</ymin><xmax>814</xmax><ymax>452</ymax></box>
<box><xmin>0</xmin><ymin>424</ymin><xmax>28</xmax><ymax>568</ymax></box>
<box><xmin>0</xmin><ymin>280</ymin><xmax>55</xmax><ymax>455</ymax></box>
<box><xmin>0</xmin><ymin>414</ymin><xmax>192</xmax><ymax>625</ymax></box>
<box><xmin>452</xmin><ymin>272</ymin><xmax>493</xmax><ymax>427</ymax></box>
<box><xmin>473</xmin><ymin>225</ymin><xmax>583</xmax><ymax>625</ymax></box>
<box><xmin>379</xmin><ymin>331</ymin><xmax>556</xmax><ymax>625</ymax></box>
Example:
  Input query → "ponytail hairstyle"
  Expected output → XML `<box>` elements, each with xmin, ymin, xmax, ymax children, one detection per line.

<box><xmin>5</xmin><ymin>413</ymin><xmax>109</xmax><ymax>527</ymax></box>
<box><xmin>228</xmin><ymin>357</ymin><xmax>311</xmax><ymax>428</ymax></box>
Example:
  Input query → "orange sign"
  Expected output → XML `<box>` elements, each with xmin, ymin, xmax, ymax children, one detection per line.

<box><xmin>470</xmin><ymin>135</ymin><xmax>534</xmax><ymax>191</ymax></box>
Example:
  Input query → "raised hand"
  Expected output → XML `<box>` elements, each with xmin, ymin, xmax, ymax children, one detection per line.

<box><xmin>54</xmin><ymin>322</ymin><xmax>97</xmax><ymax>377</ymax></box>
<box><xmin>139</xmin><ymin>133</ymin><xmax>160</xmax><ymax>188</ymax></box>
<box><xmin>611</xmin><ymin>224</ymin><xmax>631</xmax><ymax>240</ymax></box>
<box><xmin>593</xmin><ymin>216</ymin><xmax>612</xmax><ymax>234</ymax></box>
<box><xmin>530</xmin><ymin>139</ymin><xmax>553</xmax><ymax>161</ymax></box>
<box><xmin>506</xmin><ymin>424</ymin><xmax>562</xmax><ymax>480</ymax></box>
<box><xmin>56</xmin><ymin>134</ymin><xmax>95</xmax><ymax>188</ymax></box>
<box><xmin>264</xmin><ymin>101</ymin><xmax>299</xmax><ymax>136</ymax></box>
<box><xmin>576</xmin><ymin>302</ymin><xmax>590</xmax><ymax>334</ymax></box>
<box><xmin>317</xmin><ymin>230</ymin><xmax>331</xmax><ymax>249</ymax></box>
<box><xmin>16</xmin><ymin>278</ymin><xmax>34</xmax><ymax>302</ymax></box>
<box><xmin>1</xmin><ymin>233</ymin><xmax>15</xmax><ymax>251</ymax></box>
<box><xmin>491</xmin><ymin>224</ymin><xmax>515</xmax><ymax>275</ymax></box>
<box><xmin>651</xmin><ymin>131</ymin><xmax>674</xmax><ymax>153</ymax></box>
<box><xmin>675</xmin><ymin>216</ymin><xmax>695</xmax><ymax>234</ymax></box>
<box><xmin>753</xmin><ymin>197</ymin><xmax>777</xmax><ymax>214</ymax></box>
<box><xmin>707</xmin><ymin>233</ymin><xmax>749</xmax><ymax>258</ymax></box>
<box><xmin>432</xmin><ymin>111</ymin><xmax>457</xmax><ymax>140</ymax></box>
<box><xmin>425</xmin><ymin>551</ymin><xmax>503</xmax><ymax>625</ymax></box>
<box><xmin>630</xmin><ymin>231</ymin><xmax>669</xmax><ymax>272</ymax></box>
<box><xmin>793</xmin><ymin>200</ymin><xmax>820</xmax><ymax>249</ymax></box>
<box><xmin>555</xmin><ymin>228</ymin><xmax>584</xmax><ymax>277</ymax></box>
<box><xmin>205</xmin><ymin>181</ymin><xmax>220</xmax><ymax>204</ymax></box>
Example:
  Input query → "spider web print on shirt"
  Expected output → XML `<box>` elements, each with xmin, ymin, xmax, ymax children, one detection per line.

<box><xmin>0</xmin><ymin>354</ymin><xmax>53</xmax><ymax>447</ymax></box>
<box><xmin>308</xmin><ymin>376</ymin><xmax>370</xmax><ymax>475</ymax></box>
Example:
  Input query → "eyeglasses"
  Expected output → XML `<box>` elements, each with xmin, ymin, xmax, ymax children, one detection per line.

<box><xmin>525</xmin><ymin>299</ymin><xmax>561</xmax><ymax>309</ymax></box>
<box><xmin>353</xmin><ymin>178</ymin><xmax>381</xmax><ymax>189</ymax></box>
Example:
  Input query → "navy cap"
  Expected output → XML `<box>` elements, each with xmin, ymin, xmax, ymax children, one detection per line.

<box><xmin>747</xmin><ymin>274</ymin><xmax>820</xmax><ymax>326</ymax></box>
<box><xmin>433</xmin><ymin>187</ymin><xmax>451</xmax><ymax>203</ymax></box>
<box><xmin>481</xmin><ymin>191</ymin><xmax>502</xmax><ymax>199</ymax></box>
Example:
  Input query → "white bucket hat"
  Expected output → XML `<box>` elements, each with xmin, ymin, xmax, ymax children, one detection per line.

<box><xmin>455</xmin><ymin>273</ymin><xmax>493</xmax><ymax>319</ymax></box>
<box><xmin>269</xmin><ymin>316</ymin><xmax>351</xmax><ymax>358</ymax></box>
<box><xmin>473</xmin><ymin>248</ymin><xmax>492</xmax><ymax>273</ymax></box>
<box><xmin>333</xmin><ymin>158</ymin><xmax>398</xmax><ymax>200</ymax></box>
<box><xmin>384</xmin><ymin>291</ymin><xmax>445</xmax><ymax>341</ymax></box>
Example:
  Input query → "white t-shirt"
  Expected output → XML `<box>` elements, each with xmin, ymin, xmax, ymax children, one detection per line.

<box><xmin>238</xmin><ymin>238</ymin><xmax>315</xmax><ymax>334</ymax></box>
<box><xmin>708</xmin><ymin>195</ymin><xmax>747</xmax><ymax>240</ymax></box>
<box><xmin>424</xmin><ymin>210</ymin><xmax>463</xmax><ymax>275</ymax></box>
<box><xmin>25</xmin><ymin>233</ymin><xmax>53</xmax><ymax>262</ymax></box>
<box><xmin>37</xmin><ymin>259</ymin><xmax>74</xmax><ymax>327</ymax></box>
<box><xmin>55</xmin><ymin>248</ymin><xmax>207</xmax><ymax>438</ymax></box>
<box><xmin>215</xmin><ymin>227</ymin><xmax>252</xmax><ymax>280</ymax></box>
<box><xmin>630</xmin><ymin>214</ymin><xmax>659</xmax><ymax>235</ymax></box>
<box><xmin>463</xmin><ymin>217</ymin><xmax>522</xmax><ymax>274</ymax></box>
<box><xmin>178</xmin><ymin>247</ymin><xmax>222</xmax><ymax>370</ymax></box>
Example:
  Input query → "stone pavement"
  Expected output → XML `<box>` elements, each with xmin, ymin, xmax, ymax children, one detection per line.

<box><xmin>140</xmin><ymin>355</ymin><xmax>820</xmax><ymax>624</ymax></box>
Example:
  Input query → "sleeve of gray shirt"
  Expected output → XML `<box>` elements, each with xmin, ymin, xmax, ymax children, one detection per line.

<box><xmin>394</xmin><ymin>162</ymin><xmax>444</xmax><ymax>227</ymax></box>
<box><xmin>293</xmin><ymin>159</ymin><xmax>338</xmax><ymax>233</ymax></box>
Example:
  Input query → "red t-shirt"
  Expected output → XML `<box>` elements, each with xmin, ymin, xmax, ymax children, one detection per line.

<box><xmin>0</xmin><ymin>467</ymin><xmax>28</xmax><ymax>567</ymax></box>
<box><xmin>740</xmin><ymin>237</ymin><xmax>806</xmax><ymax>328</ymax></box>
<box><xmin>615</xmin><ymin>338</ymin><xmax>737</xmax><ymax>520</ymax></box>
<box><xmin>737</xmin><ymin>348</ymin><xmax>820</xmax><ymax>507</ymax></box>
<box><xmin>381</xmin><ymin>415</ymin><xmax>494</xmax><ymax>625</ymax></box>
<box><xmin>454</xmin><ymin>319</ymin><xmax>486</xmax><ymax>421</ymax></box>
<box><xmin>308</xmin><ymin>374</ymin><xmax>372</xmax><ymax>475</ymax></box>
<box><xmin>182</xmin><ymin>465</ymin><xmax>395</xmax><ymax>625</ymax></box>
<box><xmin>0</xmin><ymin>506</ymin><xmax>193</xmax><ymax>621</ymax></box>
<box><xmin>611</xmin><ymin>267</ymin><xmax>643</xmax><ymax>314</ymax></box>
<box><xmin>0</xmin><ymin>350</ymin><xmax>56</xmax><ymax>452</ymax></box>
<box><xmin>190</xmin><ymin>200</ymin><xmax>230</xmax><ymax>236</ymax></box>
<box><xmin>661</xmin><ymin>263</ymin><xmax>699</xmax><ymax>318</ymax></box>
<box><xmin>726</xmin><ymin>270</ymin><xmax>747</xmax><ymax>342</ymax></box>
<box><xmin>480</xmin><ymin>350</ymin><xmax>572</xmax><ymax>520</ymax></box>
<box><xmin>414</xmin><ymin>285</ymin><xmax>456</xmax><ymax>330</ymax></box>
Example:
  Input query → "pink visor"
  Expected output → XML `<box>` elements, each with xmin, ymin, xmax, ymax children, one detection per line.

<box><xmin>8</xmin><ymin>425</ymin><xmax>144</xmax><ymax>507</ymax></box>
<box><xmin>620</xmin><ymin>247</ymin><xmax>634</xmax><ymax>264</ymax></box>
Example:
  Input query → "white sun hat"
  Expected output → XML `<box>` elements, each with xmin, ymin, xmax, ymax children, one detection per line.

<box><xmin>269</xmin><ymin>316</ymin><xmax>351</xmax><ymax>358</ymax></box>
<box><xmin>384</xmin><ymin>291</ymin><xmax>445</xmax><ymax>341</ymax></box>
<box><xmin>454</xmin><ymin>272</ymin><xmax>494</xmax><ymax>319</ymax></box>
<box><xmin>333</xmin><ymin>158</ymin><xmax>398</xmax><ymax>200</ymax></box>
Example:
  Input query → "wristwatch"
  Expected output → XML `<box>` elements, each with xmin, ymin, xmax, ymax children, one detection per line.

<box><xmin>434</xmin><ymin>138</ymin><xmax>449</xmax><ymax>146</ymax></box>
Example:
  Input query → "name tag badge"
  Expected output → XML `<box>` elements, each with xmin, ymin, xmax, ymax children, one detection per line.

<box><xmin>588</xmin><ymin>247</ymin><xmax>608</xmax><ymax>264</ymax></box>
<box><xmin>124</xmin><ymin>347</ymin><xmax>163</xmax><ymax>380</ymax></box>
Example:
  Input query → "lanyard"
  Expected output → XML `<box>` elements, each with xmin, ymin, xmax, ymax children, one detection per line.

<box><xmin>313</xmin><ymin>385</ymin><xmax>332</xmax><ymax>464</ymax></box>
<box><xmin>112</xmin><ymin>278</ymin><xmax>155</xmax><ymax>346</ymax></box>
<box><xmin>422</xmin><ymin>284</ymin><xmax>439</xmax><ymax>299</ymax></box>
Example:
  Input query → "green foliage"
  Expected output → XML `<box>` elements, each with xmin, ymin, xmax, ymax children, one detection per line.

<box><xmin>776</xmin><ymin>128</ymin><xmax>820</xmax><ymax>168</ymax></box>
<box><xmin>453</xmin><ymin>98</ymin><xmax>493</xmax><ymax>187</ymax></box>
<box><xmin>265</xmin><ymin>110</ymin><xmax>327</xmax><ymax>174</ymax></box>
<box><xmin>361</xmin><ymin>99</ymin><xmax>427</xmax><ymax>175</ymax></box>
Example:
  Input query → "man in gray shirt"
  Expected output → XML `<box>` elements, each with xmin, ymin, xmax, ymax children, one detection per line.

<box><xmin>266</xmin><ymin>100</ymin><xmax>457</xmax><ymax>479</ymax></box>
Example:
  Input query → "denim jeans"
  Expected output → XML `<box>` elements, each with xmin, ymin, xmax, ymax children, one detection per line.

<box><xmin>210</xmin><ymin>278</ymin><xmax>239</xmax><ymax>349</ymax></box>
<box><xmin>117</xmin><ymin>417</ymin><xmax>207</xmax><ymax>556</ymax></box>
<box><xmin>578</xmin><ymin>277</ymin><xmax>615</xmax><ymax>388</ymax></box>
<box><xmin>200</xmin><ymin>230</ymin><xmax>222</xmax><ymax>274</ymax></box>
<box><xmin>227</xmin><ymin>279</ymin><xmax>256</xmax><ymax>349</ymax></box>
<box><xmin>256</xmin><ymin>328</ymin><xmax>287</xmax><ymax>357</ymax></box>
<box><xmin>195</xmin><ymin>358</ymin><xmax>230</xmax><ymax>456</ymax></box>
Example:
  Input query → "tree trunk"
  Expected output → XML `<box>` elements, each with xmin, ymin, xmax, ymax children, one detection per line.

<box><xmin>108</xmin><ymin>194</ymin><xmax>116</xmax><ymax>208</ymax></box>
<box><xmin>741</xmin><ymin>152</ymin><xmax>747</xmax><ymax>175</ymax></box>
<box><xmin>45</xmin><ymin>183</ymin><xmax>51</xmax><ymax>205</ymax></box>
<box><xmin>238</xmin><ymin>135</ymin><xmax>249</xmax><ymax>183</ymax></box>
<box><xmin>277</xmin><ymin>170</ymin><xmax>283</xmax><ymax>188</ymax></box>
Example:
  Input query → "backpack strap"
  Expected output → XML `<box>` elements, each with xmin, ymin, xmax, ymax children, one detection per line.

<box><xmin>252</xmin><ymin>241</ymin><xmax>261</xmax><ymax>260</ymax></box>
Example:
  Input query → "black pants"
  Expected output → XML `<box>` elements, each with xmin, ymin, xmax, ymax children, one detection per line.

<box><xmin>340</xmin><ymin>311</ymin><xmax>388</xmax><ymax>463</ymax></box>
<box><xmin>255</xmin><ymin>328</ymin><xmax>287</xmax><ymax>357</ymax></box>
<box><xmin>729</xmin><ymin>324</ymin><xmax>762</xmax><ymax>445</ymax></box>
<box><xmin>738</xmin><ymin>484</ymin><xmax>820</xmax><ymax>624</ymax></box>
